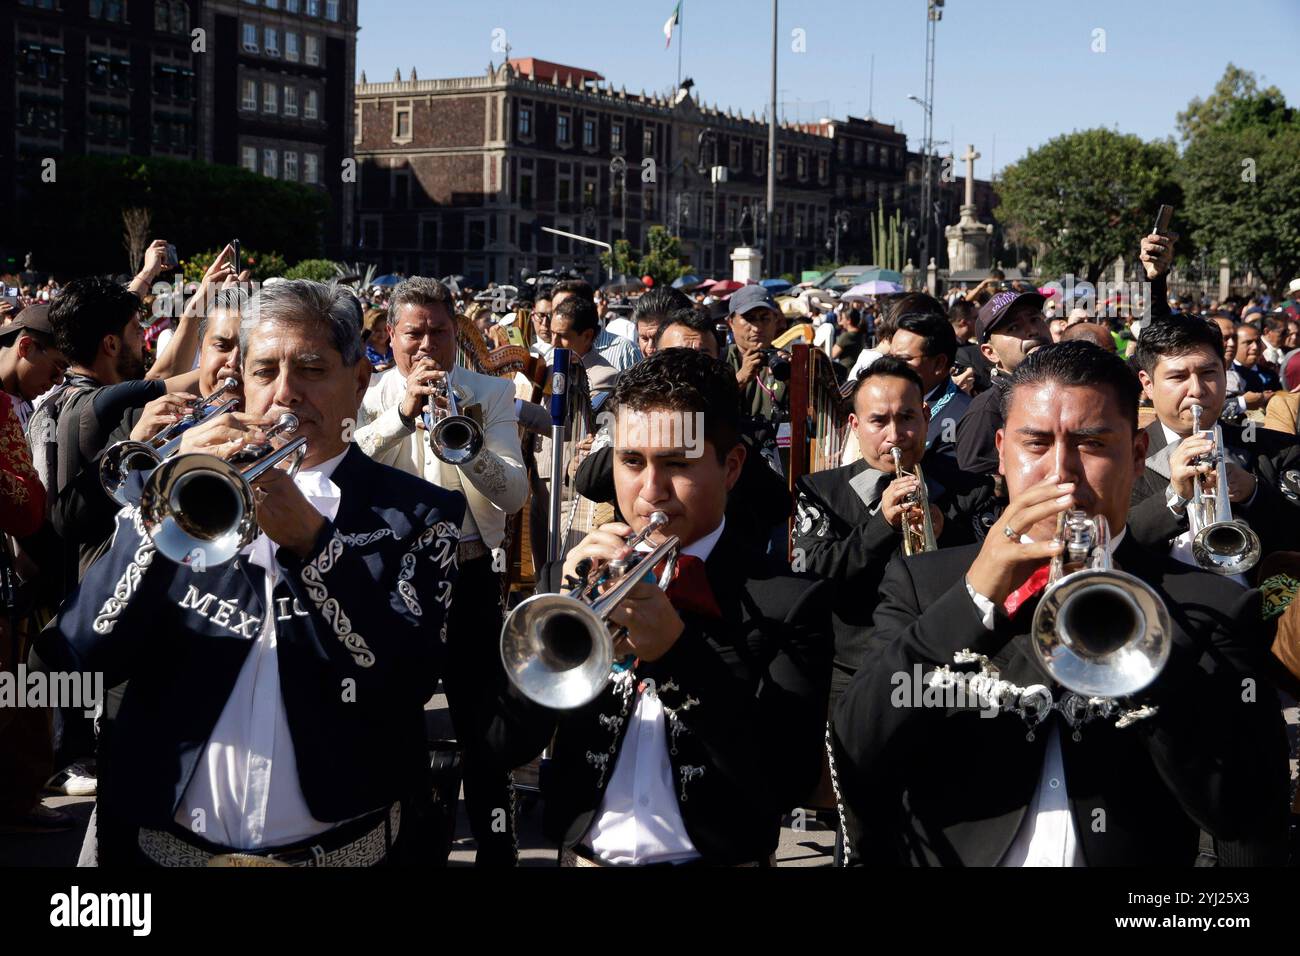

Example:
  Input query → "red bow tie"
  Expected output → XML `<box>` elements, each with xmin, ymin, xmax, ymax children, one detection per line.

<box><xmin>1003</xmin><ymin>564</ymin><xmax>1051</xmax><ymax>619</ymax></box>
<box><xmin>664</xmin><ymin>554</ymin><xmax>722</xmax><ymax>619</ymax></box>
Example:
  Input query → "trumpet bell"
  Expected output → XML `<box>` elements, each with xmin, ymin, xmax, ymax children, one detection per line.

<box><xmin>1191</xmin><ymin>520</ymin><xmax>1261</xmax><ymax>576</ymax></box>
<box><xmin>1032</xmin><ymin>569</ymin><xmax>1171</xmax><ymax>697</ymax></box>
<box><xmin>100</xmin><ymin>441</ymin><xmax>163</xmax><ymax>507</ymax></box>
<box><xmin>500</xmin><ymin>592</ymin><xmax>614</xmax><ymax>710</ymax></box>
<box><xmin>139</xmin><ymin>454</ymin><xmax>257</xmax><ymax>568</ymax></box>
<box><xmin>430</xmin><ymin>414</ymin><xmax>484</xmax><ymax>466</ymax></box>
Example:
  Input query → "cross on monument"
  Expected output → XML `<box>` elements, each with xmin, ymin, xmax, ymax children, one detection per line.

<box><xmin>962</xmin><ymin>144</ymin><xmax>980</xmax><ymax>208</ymax></box>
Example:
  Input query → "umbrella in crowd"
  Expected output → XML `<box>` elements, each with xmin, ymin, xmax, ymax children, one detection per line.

<box><xmin>601</xmin><ymin>274</ymin><xmax>644</xmax><ymax>295</ymax></box>
<box><xmin>672</xmin><ymin>274</ymin><xmax>704</xmax><ymax>290</ymax></box>
<box><xmin>844</xmin><ymin>279</ymin><xmax>902</xmax><ymax>298</ymax></box>
<box><xmin>760</xmin><ymin>278</ymin><xmax>793</xmax><ymax>295</ymax></box>
<box><xmin>708</xmin><ymin>279</ymin><xmax>743</xmax><ymax>295</ymax></box>
<box><xmin>371</xmin><ymin>274</ymin><xmax>403</xmax><ymax>287</ymax></box>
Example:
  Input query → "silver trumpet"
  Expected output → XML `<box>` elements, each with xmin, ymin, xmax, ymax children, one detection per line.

<box><xmin>500</xmin><ymin>511</ymin><xmax>679</xmax><ymax>710</ymax></box>
<box><xmin>100</xmin><ymin>377</ymin><xmax>241</xmax><ymax>506</ymax></box>
<box><xmin>1187</xmin><ymin>404</ymin><xmax>1260</xmax><ymax>576</ymax></box>
<box><xmin>890</xmin><ymin>446</ymin><xmax>937</xmax><ymax>555</ymax></box>
<box><xmin>425</xmin><ymin>367</ymin><xmax>484</xmax><ymax>466</ymax></box>
<box><xmin>1031</xmin><ymin>509</ymin><xmax>1171</xmax><ymax>697</ymax></box>
<box><xmin>139</xmin><ymin>413</ymin><xmax>308</xmax><ymax>569</ymax></box>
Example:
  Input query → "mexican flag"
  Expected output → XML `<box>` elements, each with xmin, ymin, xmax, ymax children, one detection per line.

<box><xmin>663</xmin><ymin>1</ymin><xmax>681</xmax><ymax>49</ymax></box>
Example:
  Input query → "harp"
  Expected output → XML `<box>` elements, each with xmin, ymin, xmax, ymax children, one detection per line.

<box><xmin>786</xmin><ymin>343</ymin><xmax>851</xmax><ymax>558</ymax></box>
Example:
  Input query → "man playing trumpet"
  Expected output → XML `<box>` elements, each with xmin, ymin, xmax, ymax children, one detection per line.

<box><xmin>491</xmin><ymin>349</ymin><xmax>832</xmax><ymax>866</ymax></box>
<box><xmin>355</xmin><ymin>276</ymin><xmax>527</xmax><ymax>866</ymax></box>
<box><xmin>35</xmin><ymin>280</ymin><xmax>466</xmax><ymax>866</ymax></box>
<box><xmin>831</xmin><ymin>342</ymin><xmax>1291</xmax><ymax>866</ymax></box>
<box><xmin>793</xmin><ymin>357</ymin><xmax>996</xmax><ymax>712</ymax></box>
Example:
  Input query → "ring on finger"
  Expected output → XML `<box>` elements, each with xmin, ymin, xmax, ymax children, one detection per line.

<box><xmin>1002</xmin><ymin>524</ymin><xmax>1018</xmax><ymax>541</ymax></box>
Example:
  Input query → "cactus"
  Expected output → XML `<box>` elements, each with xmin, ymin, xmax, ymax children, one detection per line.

<box><xmin>871</xmin><ymin>199</ymin><xmax>908</xmax><ymax>272</ymax></box>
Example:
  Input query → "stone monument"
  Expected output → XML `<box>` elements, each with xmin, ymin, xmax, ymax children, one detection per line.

<box><xmin>944</xmin><ymin>144</ymin><xmax>993</xmax><ymax>273</ymax></box>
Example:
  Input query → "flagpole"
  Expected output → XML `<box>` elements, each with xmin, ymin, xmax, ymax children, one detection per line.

<box><xmin>676</xmin><ymin>1</ymin><xmax>684</xmax><ymax>89</ymax></box>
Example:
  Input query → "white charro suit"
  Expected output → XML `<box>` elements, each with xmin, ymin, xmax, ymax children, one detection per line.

<box><xmin>355</xmin><ymin>365</ymin><xmax>528</xmax><ymax>552</ymax></box>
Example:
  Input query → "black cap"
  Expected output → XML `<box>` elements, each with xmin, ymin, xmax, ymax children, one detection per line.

<box><xmin>975</xmin><ymin>290</ymin><xmax>1046</xmax><ymax>342</ymax></box>
<box><xmin>0</xmin><ymin>304</ymin><xmax>54</xmax><ymax>343</ymax></box>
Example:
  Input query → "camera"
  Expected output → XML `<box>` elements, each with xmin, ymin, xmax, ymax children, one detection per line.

<box><xmin>759</xmin><ymin>347</ymin><xmax>791</xmax><ymax>383</ymax></box>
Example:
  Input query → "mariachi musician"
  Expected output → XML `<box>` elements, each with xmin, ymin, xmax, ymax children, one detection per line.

<box><xmin>831</xmin><ymin>342</ymin><xmax>1291</xmax><ymax>866</ymax></box>
<box><xmin>35</xmin><ymin>280</ymin><xmax>466</xmax><ymax>866</ymax></box>
<box><xmin>793</xmin><ymin>357</ymin><xmax>996</xmax><ymax>709</ymax></box>
<box><xmin>354</xmin><ymin>276</ymin><xmax>528</xmax><ymax>866</ymax></box>
<box><xmin>1127</xmin><ymin>289</ymin><xmax>1300</xmax><ymax>575</ymax></box>
<box><xmin>489</xmin><ymin>349</ymin><xmax>832</xmax><ymax>866</ymax></box>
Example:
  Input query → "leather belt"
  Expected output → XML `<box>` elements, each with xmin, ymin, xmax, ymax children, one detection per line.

<box><xmin>138</xmin><ymin>803</ymin><xmax>400</xmax><ymax>867</ymax></box>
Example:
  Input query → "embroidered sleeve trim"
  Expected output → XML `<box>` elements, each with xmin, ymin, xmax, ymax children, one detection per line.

<box><xmin>92</xmin><ymin>508</ymin><xmax>156</xmax><ymax>635</ymax></box>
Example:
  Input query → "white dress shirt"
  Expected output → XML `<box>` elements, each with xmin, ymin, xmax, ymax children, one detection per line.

<box><xmin>583</xmin><ymin>518</ymin><xmax>726</xmax><ymax>866</ymax></box>
<box><xmin>963</xmin><ymin>527</ymin><xmax>1129</xmax><ymax>868</ymax></box>
<box><xmin>1159</xmin><ymin>423</ymin><xmax>1248</xmax><ymax>588</ymax></box>
<box><xmin>175</xmin><ymin>449</ymin><xmax>349</xmax><ymax>850</ymax></box>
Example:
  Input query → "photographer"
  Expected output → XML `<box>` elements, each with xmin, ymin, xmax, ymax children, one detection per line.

<box><xmin>726</xmin><ymin>286</ymin><xmax>787</xmax><ymax>423</ymax></box>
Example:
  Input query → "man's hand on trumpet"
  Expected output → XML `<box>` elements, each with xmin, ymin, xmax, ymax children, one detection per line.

<box><xmin>130</xmin><ymin>392</ymin><xmax>198</xmax><ymax>443</ymax></box>
<box><xmin>561</xmin><ymin>521</ymin><xmax>685</xmax><ymax>665</ymax></box>
<box><xmin>174</xmin><ymin>410</ymin><xmax>323</xmax><ymax>558</ymax></box>
<box><xmin>399</xmin><ymin>356</ymin><xmax>447</xmax><ymax>426</ymax></box>
<box><xmin>965</xmin><ymin>474</ymin><xmax>1074</xmax><ymax>608</ymax></box>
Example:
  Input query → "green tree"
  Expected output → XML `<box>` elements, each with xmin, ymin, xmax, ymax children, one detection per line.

<box><xmin>182</xmin><ymin>249</ymin><xmax>288</xmax><ymax>284</ymax></box>
<box><xmin>1177</xmin><ymin>63</ymin><xmax>1288</xmax><ymax>142</ymax></box>
<box><xmin>284</xmin><ymin>259</ymin><xmax>342</xmax><ymax>281</ymax></box>
<box><xmin>636</xmin><ymin>226</ymin><xmax>692</xmax><ymax>288</ymax></box>
<box><xmin>1179</xmin><ymin>71</ymin><xmax>1300</xmax><ymax>292</ymax></box>
<box><xmin>994</xmin><ymin>129</ymin><xmax>1178</xmax><ymax>284</ymax></box>
<box><xmin>598</xmin><ymin>238</ymin><xmax>639</xmax><ymax>278</ymax></box>
<box><xmin>20</xmin><ymin>156</ymin><xmax>328</xmax><ymax>278</ymax></box>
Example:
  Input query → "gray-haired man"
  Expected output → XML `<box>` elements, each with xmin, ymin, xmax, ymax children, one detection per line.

<box><xmin>354</xmin><ymin>275</ymin><xmax>528</xmax><ymax>866</ymax></box>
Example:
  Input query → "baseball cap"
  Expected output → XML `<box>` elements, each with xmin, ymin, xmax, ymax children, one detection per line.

<box><xmin>976</xmin><ymin>290</ymin><xmax>1047</xmax><ymax>342</ymax></box>
<box><xmin>0</xmin><ymin>304</ymin><xmax>54</xmax><ymax>343</ymax></box>
<box><xmin>728</xmin><ymin>285</ymin><xmax>780</xmax><ymax>317</ymax></box>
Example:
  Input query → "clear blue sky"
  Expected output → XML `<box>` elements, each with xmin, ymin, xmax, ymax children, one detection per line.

<box><xmin>357</xmin><ymin>0</ymin><xmax>1300</xmax><ymax>178</ymax></box>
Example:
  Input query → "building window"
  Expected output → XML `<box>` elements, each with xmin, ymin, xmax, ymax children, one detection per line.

<box><xmin>155</xmin><ymin>1</ymin><xmax>169</xmax><ymax>31</ymax></box>
<box><xmin>266</xmin><ymin>0</ymin><xmax>279</xmax><ymax>8</ymax></box>
<box><xmin>283</xmin><ymin>85</ymin><xmax>298</xmax><ymax>116</ymax></box>
<box><xmin>518</xmin><ymin>170</ymin><xmax>533</xmax><ymax>206</ymax></box>
<box><xmin>518</xmin><ymin>105</ymin><xmax>531</xmax><ymax>137</ymax></box>
<box><xmin>241</xmin><ymin>78</ymin><xmax>257</xmax><ymax>111</ymax></box>
<box><xmin>307</xmin><ymin>0</ymin><xmax>321</xmax><ymax>15</ymax></box>
<box><xmin>305</xmin><ymin>36</ymin><xmax>320</xmax><ymax>66</ymax></box>
<box><xmin>611</xmin><ymin>123</ymin><xmax>623</xmax><ymax>152</ymax></box>
<box><xmin>284</xmin><ymin>151</ymin><xmax>299</xmax><ymax>181</ymax></box>
<box><xmin>818</xmin><ymin>155</ymin><xmax>829</xmax><ymax>183</ymax></box>
<box><xmin>264</xmin><ymin>83</ymin><xmax>277</xmax><ymax>113</ymax></box>
<box><xmin>557</xmin><ymin>114</ymin><xmax>571</xmax><ymax>144</ymax></box>
<box><xmin>753</xmin><ymin>143</ymin><xmax>763</xmax><ymax>173</ymax></box>
<box><xmin>393</xmin><ymin>104</ymin><xmax>410</xmax><ymax>139</ymax></box>
<box><xmin>354</xmin><ymin>104</ymin><xmax>362</xmax><ymax>143</ymax></box>
<box><xmin>776</xmin><ymin>150</ymin><xmax>785</xmax><ymax>177</ymax></box>
<box><xmin>263</xmin><ymin>149</ymin><xmax>278</xmax><ymax>179</ymax></box>
<box><xmin>304</xmin><ymin>153</ymin><xmax>319</xmax><ymax>184</ymax></box>
<box><xmin>90</xmin><ymin>1</ymin><xmax>127</xmax><ymax>21</ymax></box>
<box><xmin>837</xmin><ymin>137</ymin><xmax>847</xmax><ymax>160</ymax></box>
<box><xmin>242</xmin><ymin>24</ymin><xmax>258</xmax><ymax>52</ymax></box>
<box><xmin>796</xmin><ymin>152</ymin><xmax>807</xmax><ymax>179</ymax></box>
<box><xmin>304</xmin><ymin>90</ymin><xmax>319</xmax><ymax>119</ymax></box>
<box><xmin>285</xmin><ymin>33</ymin><xmax>299</xmax><ymax>62</ymax></box>
<box><xmin>853</xmin><ymin>140</ymin><xmax>863</xmax><ymax>164</ymax></box>
<box><xmin>582</xmin><ymin>117</ymin><xmax>596</xmax><ymax>148</ymax></box>
<box><xmin>643</xmin><ymin>127</ymin><xmax>654</xmax><ymax>155</ymax></box>
<box><xmin>241</xmin><ymin>146</ymin><xmax>257</xmax><ymax>172</ymax></box>
<box><xmin>265</xmin><ymin>28</ymin><xmax>280</xmax><ymax>57</ymax></box>
<box><xmin>170</xmin><ymin>0</ymin><xmax>187</xmax><ymax>32</ymax></box>
<box><xmin>326</xmin><ymin>0</ymin><xmax>341</xmax><ymax>20</ymax></box>
<box><xmin>868</xmin><ymin>143</ymin><xmax>877</xmax><ymax>165</ymax></box>
<box><xmin>287</xmin><ymin>0</ymin><xmax>299</xmax><ymax>11</ymax></box>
